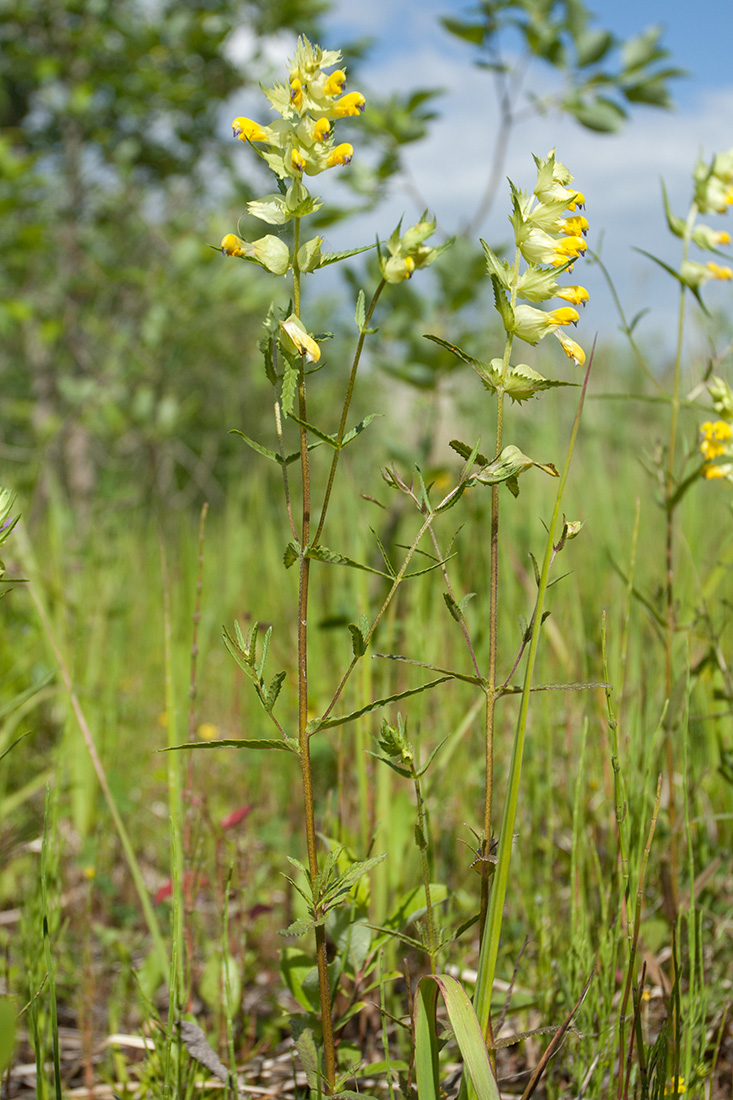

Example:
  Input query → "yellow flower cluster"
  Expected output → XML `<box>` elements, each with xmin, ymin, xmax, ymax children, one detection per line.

<box><xmin>700</xmin><ymin>419</ymin><xmax>733</xmax><ymax>480</ymax></box>
<box><xmin>487</xmin><ymin>150</ymin><xmax>589</xmax><ymax>365</ymax></box>
<box><xmin>231</xmin><ymin>37</ymin><xmax>364</xmax><ymax>181</ymax></box>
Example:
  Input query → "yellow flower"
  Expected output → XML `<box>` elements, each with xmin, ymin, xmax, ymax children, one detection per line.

<box><xmin>198</xmin><ymin>722</ymin><xmax>219</xmax><ymax>741</ymax></box>
<box><xmin>554</xmin><ymin>235</ymin><xmax>587</xmax><ymax>260</ymax></box>
<box><xmin>281</xmin><ymin>316</ymin><xmax>321</xmax><ymax>363</ymax></box>
<box><xmin>331</xmin><ymin>92</ymin><xmax>366</xmax><ymax>118</ymax></box>
<box><xmin>700</xmin><ymin>419</ymin><xmax>733</xmax><ymax>460</ymax></box>
<box><xmin>324</xmin><ymin>69</ymin><xmax>346</xmax><ymax>96</ymax></box>
<box><xmin>704</xmin><ymin>463</ymin><xmax>733</xmax><ymax>479</ymax></box>
<box><xmin>221</xmin><ymin>233</ymin><xmax>245</xmax><ymax>256</ymax></box>
<box><xmin>290</xmin><ymin>78</ymin><xmax>303</xmax><ymax>108</ymax></box>
<box><xmin>555</xmin><ymin>330</ymin><xmax>586</xmax><ymax>366</ymax></box>
<box><xmin>326</xmin><ymin>143</ymin><xmax>353</xmax><ymax>167</ymax></box>
<box><xmin>547</xmin><ymin>306</ymin><xmax>580</xmax><ymax>326</ymax></box>
<box><xmin>292</xmin><ymin>148</ymin><xmax>306</xmax><ymax>173</ymax></box>
<box><xmin>664</xmin><ymin>1076</ymin><xmax>686</xmax><ymax>1095</ymax></box>
<box><xmin>555</xmin><ymin>285</ymin><xmax>589</xmax><ymax>306</ymax></box>
<box><xmin>567</xmin><ymin>190</ymin><xmax>585</xmax><ymax>210</ymax></box>
<box><xmin>313</xmin><ymin>117</ymin><xmax>330</xmax><ymax>142</ymax></box>
<box><xmin>560</xmin><ymin>215</ymin><xmax>589</xmax><ymax>236</ymax></box>
<box><xmin>706</xmin><ymin>261</ymin><xmax>733</xmax><ymax>280</ymax></box>
<box><xmin>232</xmin><ymin>117</ymin><xmax>269</xmax><ymax>142</ymax></box>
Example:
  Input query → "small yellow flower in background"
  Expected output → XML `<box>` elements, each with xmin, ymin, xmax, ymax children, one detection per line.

<box><xmin>198</xmin><ymin>722</ymin><xmax>219</xmax><ymax>741</ymax></box>
<box><xmin>664</xmin><ymin>1077</ymin><xmax>686</xmax><ymax>1095</ymax></box>
<box><xmin>706</xmin><ymin>261</ymin><xmax>733</xmax><ymax>280</ymax></box>
<box><xmin>700</xmin><ymin>420</ymin><xmax>733</xmax><ymax>461</ymax></box>
<box><xmin>694</xmin><ymin>148</ymin><xmax>733</xmax><ymax>213</ymax></box>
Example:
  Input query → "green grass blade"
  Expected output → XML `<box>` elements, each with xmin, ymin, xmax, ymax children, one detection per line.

<box><xmin>415</xmin><ymin>975</ymin><xmax>500</xmax><ymax>1100</ymax></box>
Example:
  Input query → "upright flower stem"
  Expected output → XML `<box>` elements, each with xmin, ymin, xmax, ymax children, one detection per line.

<box><xmin>292</xmin><ymin>216</ymin><xmax>337</xmax><ymax>1091</ymax></box>
<box><xmin>664</xmin><ymin>208</ymin><xmax>694</xmax><ymax>909</ymax></box>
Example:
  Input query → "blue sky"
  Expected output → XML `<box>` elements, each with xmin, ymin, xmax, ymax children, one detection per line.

<box><xmin>310</xmin><ymin>0</ymin><xmax>733</xmax><ymax>358</ymax></box>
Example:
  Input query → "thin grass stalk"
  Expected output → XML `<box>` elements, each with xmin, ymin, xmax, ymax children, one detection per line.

<box><xmin>40</xmin><ymin>789</ymin><xmax>62</xmax><ymax>1100</ymax></box>
<box><xmin>162</xmin><ymin>539</ymin><xmax>186</xmax><ymax>1018</ymax></box>
<box><xmin>183</xmin><ymin>502</ymin><xmax>209</xmax><ymax>1010</ymax></box>
<box><xmin>471</xmin><ymin>355</ymin><xmax>593</xmax><ymax>1048</ymax></box>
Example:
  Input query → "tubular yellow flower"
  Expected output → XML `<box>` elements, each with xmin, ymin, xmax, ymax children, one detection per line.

<box><xmin>547</xmin><ymin>306</ymin><xmax>580</xmax><ymax>326</ymax></box>
<box><xmin>326</xmin><ymin>143</ymin><xmax>353</xmax><ymax>167</ymax></box>
<box><xmin>555</xmin><ymin>285</ymin><xmax>589</xmax><ymax>306</ymax></box>
<box><xmin>555</xmin><ymin>235</ymin><xmax>587</xmax><ymax>259</ymax></box>
<box><xmin>290</xmin><ymin>78</ymin><xmax>303</xmax><ymax>108</ymax></box>
<box><xmin>291</xmin><ymin>149</ymin><xmax>306</xmax><ymax>173</ymax></box>
<box><xmin>706</xmin><ymin>261</ymin><xmax>733</xmax><ymax>280</ymax></box>
<box><xmin>313</xmin><ymin>117</ymin><xmax>330</xmax><ymax>142</ymax></box>
<box><xmin>331</xmin><ymin>92</ymin><xmax>366</xmax><ymax>118</ymax></box>
<box><xmin>232</xmin><ymin>117</ymin><xmax>269</xmax><ymax>142</ymax></box>
<box><xmin>567</xmin><ymin>190</ymin><xmax>585</xmax><ymax>210</ymax></box>
<box><xmin>324</xmin><ymin>69</ymin><xmax>346</xmax><ymax>96</ymax></box>
<box><xmin>560</xmin><ymin>215</ymin><xmax>589</xmax><ymax>236</ymax></box>
<box><xmin>555</xmin><ymin>330</ymin><xmax>586</xmax><ymax>366</ymax></box>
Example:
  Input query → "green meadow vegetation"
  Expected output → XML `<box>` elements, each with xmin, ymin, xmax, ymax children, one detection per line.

<box><xmin>1</xmin><ymin>2</ymin><xmax>732</xmax><ymax>1098</ymax></box>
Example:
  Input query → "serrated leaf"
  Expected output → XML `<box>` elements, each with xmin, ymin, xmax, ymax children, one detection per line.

<box><xmin>295</xmin><ymin>1029</ymin><xmax>320</xmax><ymax>1088</ymax></box>
<box><xmin>223</xmin><ymin>626</ymin><xmax>258</xmax><ymax>680</ymax></box>
<box><xmin>443</xmin><ymin>592</ymin><xmax>462</xmax><ymax>623</ymax></box>
<box><xmin>341</xmin><ymin>413</ymin><xmax>382</xmax><ymax>446</ymax></box>
<box><xmin>281</xmin><ymin>917</ymin><xmax>317</xmax><ymax>938</ymax></box>
<box><xmin>281</xmin><ymin>360</ymin><xmax>298</xmax><ymax>417</ymax></box>
<box><xmin>323</xmin><ymin>854</ymin><xmax>387</xmax><ymax>907</ymax></box>
<box><xmin>355</xmin><ymin>290</ymin><xmax>366</xmax><ymax>332</ymax></box>
<box><xmin>287</xmin><ymin>413</ymin><xmax>339</xmax><ymax>448</ymax></box>
<box><xmin>163</xmin><ymin>737</ymin><xmax>299</xmax><ymax>753</ymax></box>
<box><xmin>369</xmin><ymin>527</ymin><xmax>396</xmax><ymax>577</ymax></box>
<box><xmin>317</xmin><ymin>677</ymin><xmax>454</xmax><ymax>731</ymax></box>
<box><xmin>306</xmin><ymin>544</ymin><xmax>392</xmax><ymax>578</ymax></box>
<box><xmin>318</xmin><ymin>243</ymin><xmax>376</xmax><ymax>267</ymax></box>
<box><xmin>490</xmin><ymin>275</ymin><xmax>514</xmax><ymax>329</ymax></box>
<box><xmin>348</xmin><ymin>623</ymin><xmax>367</xmax><ymax>658</ymax></box>
<box><xmin>283</xmin><ymin>541</ymin><xmax>300</xmax><ymax>568</ymax></box>
<box><xmin>449</xmin><ymin>439</ymin><xmax>490</xmax><ymax>466</ymax></box>
<box><xmin>504</xmin><ymin>365</ymin><xmax>577</xmax><ymax>403</ymax></box>
<box><xmin>229</xmin><ymin>429</ymin><xmax>281</xmax><ymax>464</ymax></box>
<box><xmin>265</xmin><ymin>671</ymin><xmax>286</xmax><ymax>713</ymax></box>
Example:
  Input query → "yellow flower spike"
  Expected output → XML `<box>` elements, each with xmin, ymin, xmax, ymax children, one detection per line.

<box><xmin>560</xmin><ymin>215</ymin><xmax>589</xmax><ymax>236</ymax></box>
<box><xmin>221</xmin><ymin>233</ymin><xmax>246</xmax><ymax>257</ymax></box>
<box><xmin>706</xmin><ymin>261</ymin><xmax>733</xmax><ymax>280</ymax></box>
<box><xmin>331</xmin><ymin>92</ymin><xmax>366</xmax><ymax>117</ymax></box>
<box><xmin>313</xmin><ymin>117</ymin><xmax>330</xmax><ymax>142</ymax></box>
<box><xmin>555</xmin><ymin>285</ymin><xmax>590</xmax><ymax>306</ymax></box>
<box><xmin>326</xmin><ymin>143</ymin><xmax>353</xmax><ymax>168</ymax></box>
<box><xmin>291</xmin><ymin>149</ymin><xmax>306</xmax><ymax>173</ymax></box>
<box><xmin>555</xmin><ymin>330</ymin><xmax>586</xmax><ymax>366</ymax></box>
<box><xmin>232</xmin><ymin>117</ymin><xmax>269</xmax><ymax>142</ymax></box>
<box><xmin>547</xmin><ymin>306</ymin><xmax>580</xmax><ymax>326</ymax></box>
<box><xmin>324</xmin><ymin>69</ymin><xmax>346</xmax><ymax>96</ymax></box>
<box><xmin>290</xmin><ymin>78</ymin><xmax>303</xmax><ymax>108</ymax></box>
